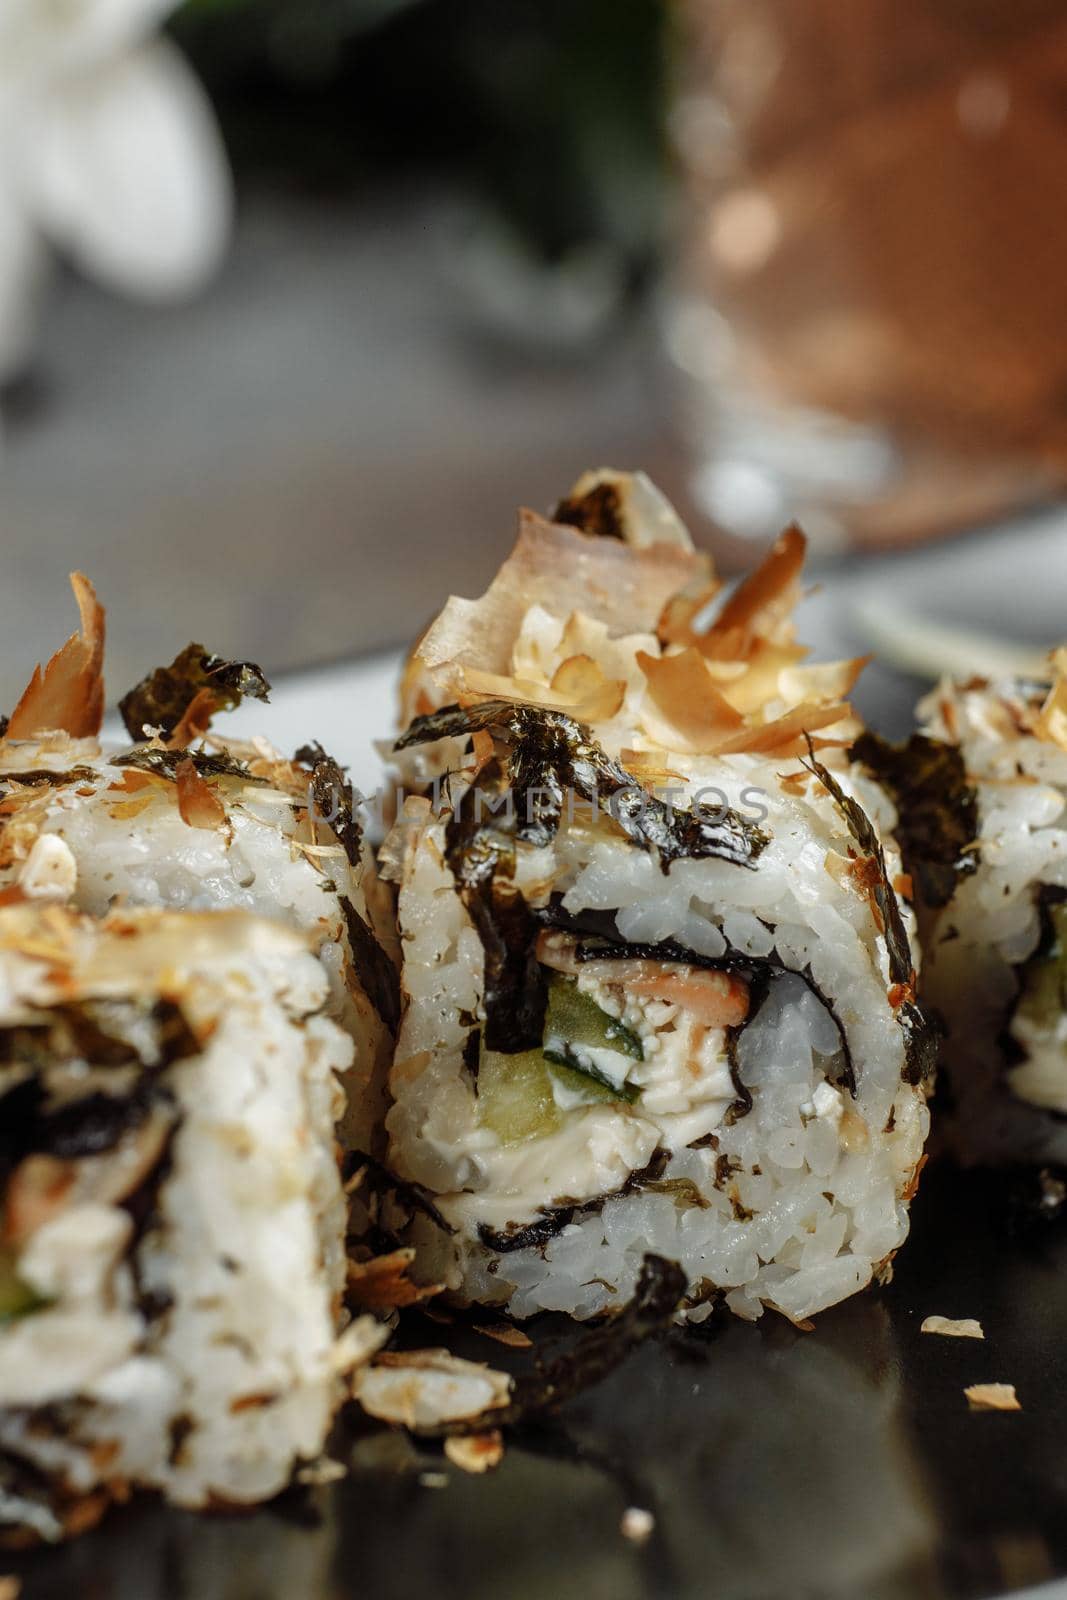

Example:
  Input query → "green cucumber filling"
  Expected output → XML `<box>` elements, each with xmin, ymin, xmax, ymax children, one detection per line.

<box><xmin>478</xmin><ymin>971</ymin><xmax>644</xmax><ymax>1140</ymax></box>
<box><xmin>0</xmin><ymin>1248</ymin><xmax>49</xmax><ymax>1326</ymax></box>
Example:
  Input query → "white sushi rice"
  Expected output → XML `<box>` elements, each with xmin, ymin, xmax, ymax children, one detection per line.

<box><xmin>0</xmin><ymin>728</ymin><xmax>395</xmax><ymax>1153</ymax></box>
<box><xmin>920</xmin><ymin>676</ymin><xmax>1067</xmax><ymax>1164</ymax></box>
<box><xmin>0</xmin><ymin>906</ymin><xmax>382</xmax><ymax>1535</ymax></box>
<box><xmin>386</xmin><ymin>743</ymin><xmax>929</xmax><ymax>1325</ymax></box>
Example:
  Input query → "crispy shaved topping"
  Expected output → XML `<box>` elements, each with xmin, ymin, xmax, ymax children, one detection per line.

<box><xmin>637</xmin><ymin>648</ymin><xmax>743</xmax><ymax>753</ymax></box>
<box><xmin>701</xmin><ymin>524</ymin><xmax>807</xmax><ymax>662</ymax></box>
<box><xmin>7</xmin><ymin>575</ymin><xmax>105</xmax><ymax>740</ymax></box>
<box><xmin>1029</xmin><ymin>648</ymin><xmax>1067</xmax><ymax>749</ymax></box>
<box><xmin>403</xmin><ymin>506</ymin><xmax>706</xmax><ymax>723</ymax></box>
<box><xmin>174</xmin><ymin>759</ymin><xmax>227</xmax><ymax>832</ymax></box>
<box><xmin>346</xmin><ymin>1247</ymin><xmax>441</xmax><ymax>1311</ymax></box>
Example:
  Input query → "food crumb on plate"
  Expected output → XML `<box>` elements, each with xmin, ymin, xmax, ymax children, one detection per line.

<box><xmin>965</xmin><ymin>1383</ymin><xmax>1021</xmax><ymax>1412</ymax></box>
<box><xmin>444</xmin><ymin>1431</ymin><xmax>505</xmax><ymax>1474</ymax></box>
<box><xmin>621</xmin><ymin>1507</ymin><xmax>655</xmax><ymax>1543</ymax></box>
<box><xmin>0</xmin><ymin>1579</ymin><xmax>20</xmax><ymax>1600</ymax></box>
<box><xmin>921</xmin><ymin>1315</ymin><xmax>984</xmax><ymax>1339</ymax></box>
<box><xmin>296</xmin><ymin>1459</ymin><xmax>347</xmax><ymax>1487</ymax></box>
<box><xmin>473</xmin><ymin>1322</ymin><xmax>533</xmax><ymax>1349</ymax></box>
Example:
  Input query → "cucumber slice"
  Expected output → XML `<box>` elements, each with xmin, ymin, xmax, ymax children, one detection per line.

<box><xmin>0</xmin><ymin>1250</ymin><xmax>47</xmax><ymax>1325</ymax></box>
<box><xmin>545</xmin><ymin>973</ymin><xmax>643</xmax><ymax>1061</ymax></box>
<box><xmin>1016</xmin><ymin>902</ymin><xmax>1067</xmax><ymax>1028</ymax></box>
<box><xmin>477</xmin><ymin>1047</ymin><xmax>561</xmax><ymax>1143</ymax></box>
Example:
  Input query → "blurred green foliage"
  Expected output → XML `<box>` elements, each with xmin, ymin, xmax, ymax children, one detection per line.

<box><xmin>173</xmin><ymin>0</ymin><xmax>668</xmax><ymax>278</ymax></box>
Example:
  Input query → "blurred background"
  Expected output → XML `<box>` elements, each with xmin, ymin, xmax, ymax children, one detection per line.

<box><xmin>2</xmin><ymin>0</ymin><xmax>1066</xmax><ymax>711</ymax></box>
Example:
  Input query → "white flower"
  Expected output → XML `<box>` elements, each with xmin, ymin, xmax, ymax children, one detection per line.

<box><xmin>0</xmin><ymin>0</ymin><xmax>232</xmax><ymax>379</ymax></box>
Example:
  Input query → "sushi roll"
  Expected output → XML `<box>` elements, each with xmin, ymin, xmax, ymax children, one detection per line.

<box><xmin>869</xmin><ymin>662</ymin><xmax>1067</xmax><ymax>1167</ymax></box>
<box><xmin>0</xmin><ymin>577</ymin><xmax>397</xmax><ymax>1154</ymax></box>
<box><xmin>0</xmin><ymin>903</ymin><xmax>384</xmax><ymax>1543</ymax></box>
<box><xmin>382</xmin><ymin>473</ymin><xmax>933</xmax><ymax>1324</ymax></box>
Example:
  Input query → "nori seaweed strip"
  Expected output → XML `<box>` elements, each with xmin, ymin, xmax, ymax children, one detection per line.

<box><xmin>553</xmin><ymin>482</ymin><xmax>625</xmax><ymax>540</ymax></box>
<box><xmin>292</xmin><ymin>743</ymin><xmax>399</xmax><ymax>1030</ymax></box>
<box><xmin>850</xmin><ymin>731</ymin><xmax>979</xmax><ymax>908</ymax></box>
<box><xmin>417</xmin><ymin>1253</ymin><xmax>687</xmax><ymax>1437</ymax></box>
<box><xmin>119</xmin><ymin>643</ymin><xmax>270</xmax><ymax>739</ymax></box>
<box><xmin>109</xmin><ymin>745</ymin><xmax>262</xmax><ymax>782</ymax></box>
<box><xmin>533</xmin><ymin>899</ymin><xmax>857</xmax><ymax>1097</ymax></box>
<box><xmin>36</xmin><ymin>1086</ymin><xmax>155</xmax><ymax>1160</ymax></box>
<box><xmin>478</xmin><ymin>1150</ymin><xmax>672</xmax><ymax>1254</ymax></box>
<box><xmin>445</xmin><ymin>757</ymin><xmax>547</xmax><ymax>1053</ymax></box>
<box><xmin>397</xmin><ymin>700</ymin><xmax>766</xmax><ymax>872</ymax></box>
<box><xmin>343</xmin><ymin>1151</ymin><xmax>457</xmax><ymax>1237</ymax></box>
<box><xmin>0</xmin><ymin>998</ymin><xmax>198</xmax><ymax>1178</ymax></box>
<box><xmin>0</xmin><ymin>767</ymin><xmax>99</xmax><ymax>790</ymax></box>
<box><xmin>463</xmin><ymin>1027</ymin><xmax>481</xmax><ymax>1089</ymax></box>
<box><xmin>0</xmin><ymin>716</ymin><xmax>8</xmax><ymax>739</ymax></box>
<box><xmin>801</xmin><ymin>739</ymin><xmax>936</xmax><ymax>1087</ymax></box>
<box><xmin>400</xmin><ymin>700</ymin><xmax>763</xmax><ymax>1052</ymax></box>
<box><xmin>342</xmin><ymin>900</ymin><xmax>401</xmax><ymax>1032</ymax></box>
<box><xmin>294</xmin><ymin>740</ymin><xmax>364</xmax><ymax>871</ymax></box>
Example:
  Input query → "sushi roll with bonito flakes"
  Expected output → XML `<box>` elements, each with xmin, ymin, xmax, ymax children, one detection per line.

<box><xmin>859</xmin><ymin>660</ymin><xmax>1067</xmax><ymax>1169</ymax></box>
<box><xmin>0</xmin><ymin>904</ymin><xmax>386</xmax><ymax>1542</ymax></box>
<box><xmin>382</xmin><ymin>472</ymin><xmax>934</xmax><ymax>1326</ymax></box>
<box><xmin>0</xmin><ymin>575</ymin><xmax>398</xmax><ymax>1154</ymax></box>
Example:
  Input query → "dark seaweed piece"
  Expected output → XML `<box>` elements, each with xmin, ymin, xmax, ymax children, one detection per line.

<box><xmin>343</xmin><ymin>1151</ymin><xmax>457</xmax><ymax>1238</ymax></box>
<box><xmin>0</xmin><ymin>767</ymin><xmax>99</xmax><ymax>790</ymax></box>
<box><xmin>477</xmin><ymin>1149</ymin><xmax>672</xmax><ymax>1254</ymax></box>
<box><xmin>534</xmin><ymin>899</ymin><xmax>857</xmax><ymax>1098</ymax></box>
<box><xmin>419</xmin><ymin>1253</ymin><xmax>687</xmax><ymax>1437</ymax></box>
<box><xmin>109</xmin><ymin>745</ymin><xmax>260</xmax><ymax>782</ymax></box>
<box><xmin>400</xmin><ymin>699</ymin><xmax>764</xmax><ymax>1055</ymax></box>
<box><xmin>445</xmin><ymin>757</ymin><xmax>547</xmax><ymax>1054</ymax></box>
<box><xmin>397</xmin><ymin>700</ymin><xmax>766</xmax><ymax>872</ymax></box>
<box><xmin>463</xmin><ymin>1027</ymin><xmax>482</xmax><ymax>1089</ymax></box>
<box><xmin>0</xmin><ymin>998</ymin><xmax>198</xmax><ymax>1182</ymax></box>
<box><xmin>342</xmin><ymin>901</ymin><xmax>401</xmax><ymax>1032</ymax></box>
<box><xmin>290</xmin><ymin>742</ymin><xmax>398</xmax><ymax>1030</ymax></box>
<box><xmin>295</xmin><ymin>740</ymin><xmax>364</xmax><ymax>871</ymax></box>
<box><xmin>0</xmin><ymin>715</ymin><xmax>8</xmax><ymax>739</ymax></box>
<box><xmin>801</xmin><ymin>739</ymin><xmax>936</xmax><ymax>1087</ymax></box>
<box><xmin>850</xmin><ymin>731</ymin><xmax>979</xmax><ymax>909</ymax></box>
<box><xmin>37</xmin><ymin>1087</ymin><xmax>151</xmax><ymax>1160</ymax></box>
<box><xmin>119</xmin><ymin>642</ymin><xmax>271</xmax><ymax>739</ymax></box>
<box><xmin>553</xmin><ymin>482</ymin><xmax>625</xmax><ymax>540</ymax></box>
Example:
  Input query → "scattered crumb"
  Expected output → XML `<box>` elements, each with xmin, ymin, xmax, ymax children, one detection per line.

<box><xmin>621</xmin><ymin>1507</ymin><xmax>655</xmax><ymax>1544</ymax></box>
<box><xmin>347</xmin><ymin>1248</ymin><xmax>442</xmax><ymax>1311</ymax></box>
<box><xmin>965</xmin><ymin>1383</ymin><xmax>1021</xmax><ymax>1412</ymax></box>
<box><xmin>296</xmin><ymin>1458</ymin><xmax>347</xmax><ymax>1487</ymax></box>
<box><xmin>473</xmin><ymin>1321</ymin><xmax>533</xmax><ymax>1350</ymax></box>
<box><xmin>444</xmin><ymin>1431</ymin><xmax>505</xmax><ymax>1474</ymax></box>
<box><xmin>0</xmin><ymin>1581</ymin><xmax>19</xmax><ymax>1600</ymax></box>
<box><xmin>352</xmin><ymin>1349</ymin><xmax>512</xmax><ymax>1430</ymax></box>
<box><xmin>419</xmin><ymin>1471</ymin><xmax>449</xmax><ymax>1490</ymax></box>
<box><xmin>922</xmin><ymin>1315</ymin><xmax>984</xmax><ymax>1340</ymax></box>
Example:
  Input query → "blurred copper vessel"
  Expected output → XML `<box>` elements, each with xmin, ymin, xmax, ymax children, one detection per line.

<box><xmin>669</xmin><ymin>0</ymin><xmax>1067</xmax><ymax>549</ymax></box>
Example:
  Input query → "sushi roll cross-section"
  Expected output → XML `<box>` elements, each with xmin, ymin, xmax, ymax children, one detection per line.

<box><xmin>863</xmin><ymin>662</ymin><xmax>1067</xmax><ymax>1168</ymax></box>
<box><xmin>383</xmin><ymin>473</ymin><xmax>934</xmax><ymax>1325</ymax></box>
<box><xmin>0</xmin><ymin>904</ymin><xmax>385</xmax><ymax>1544</ymax></box>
